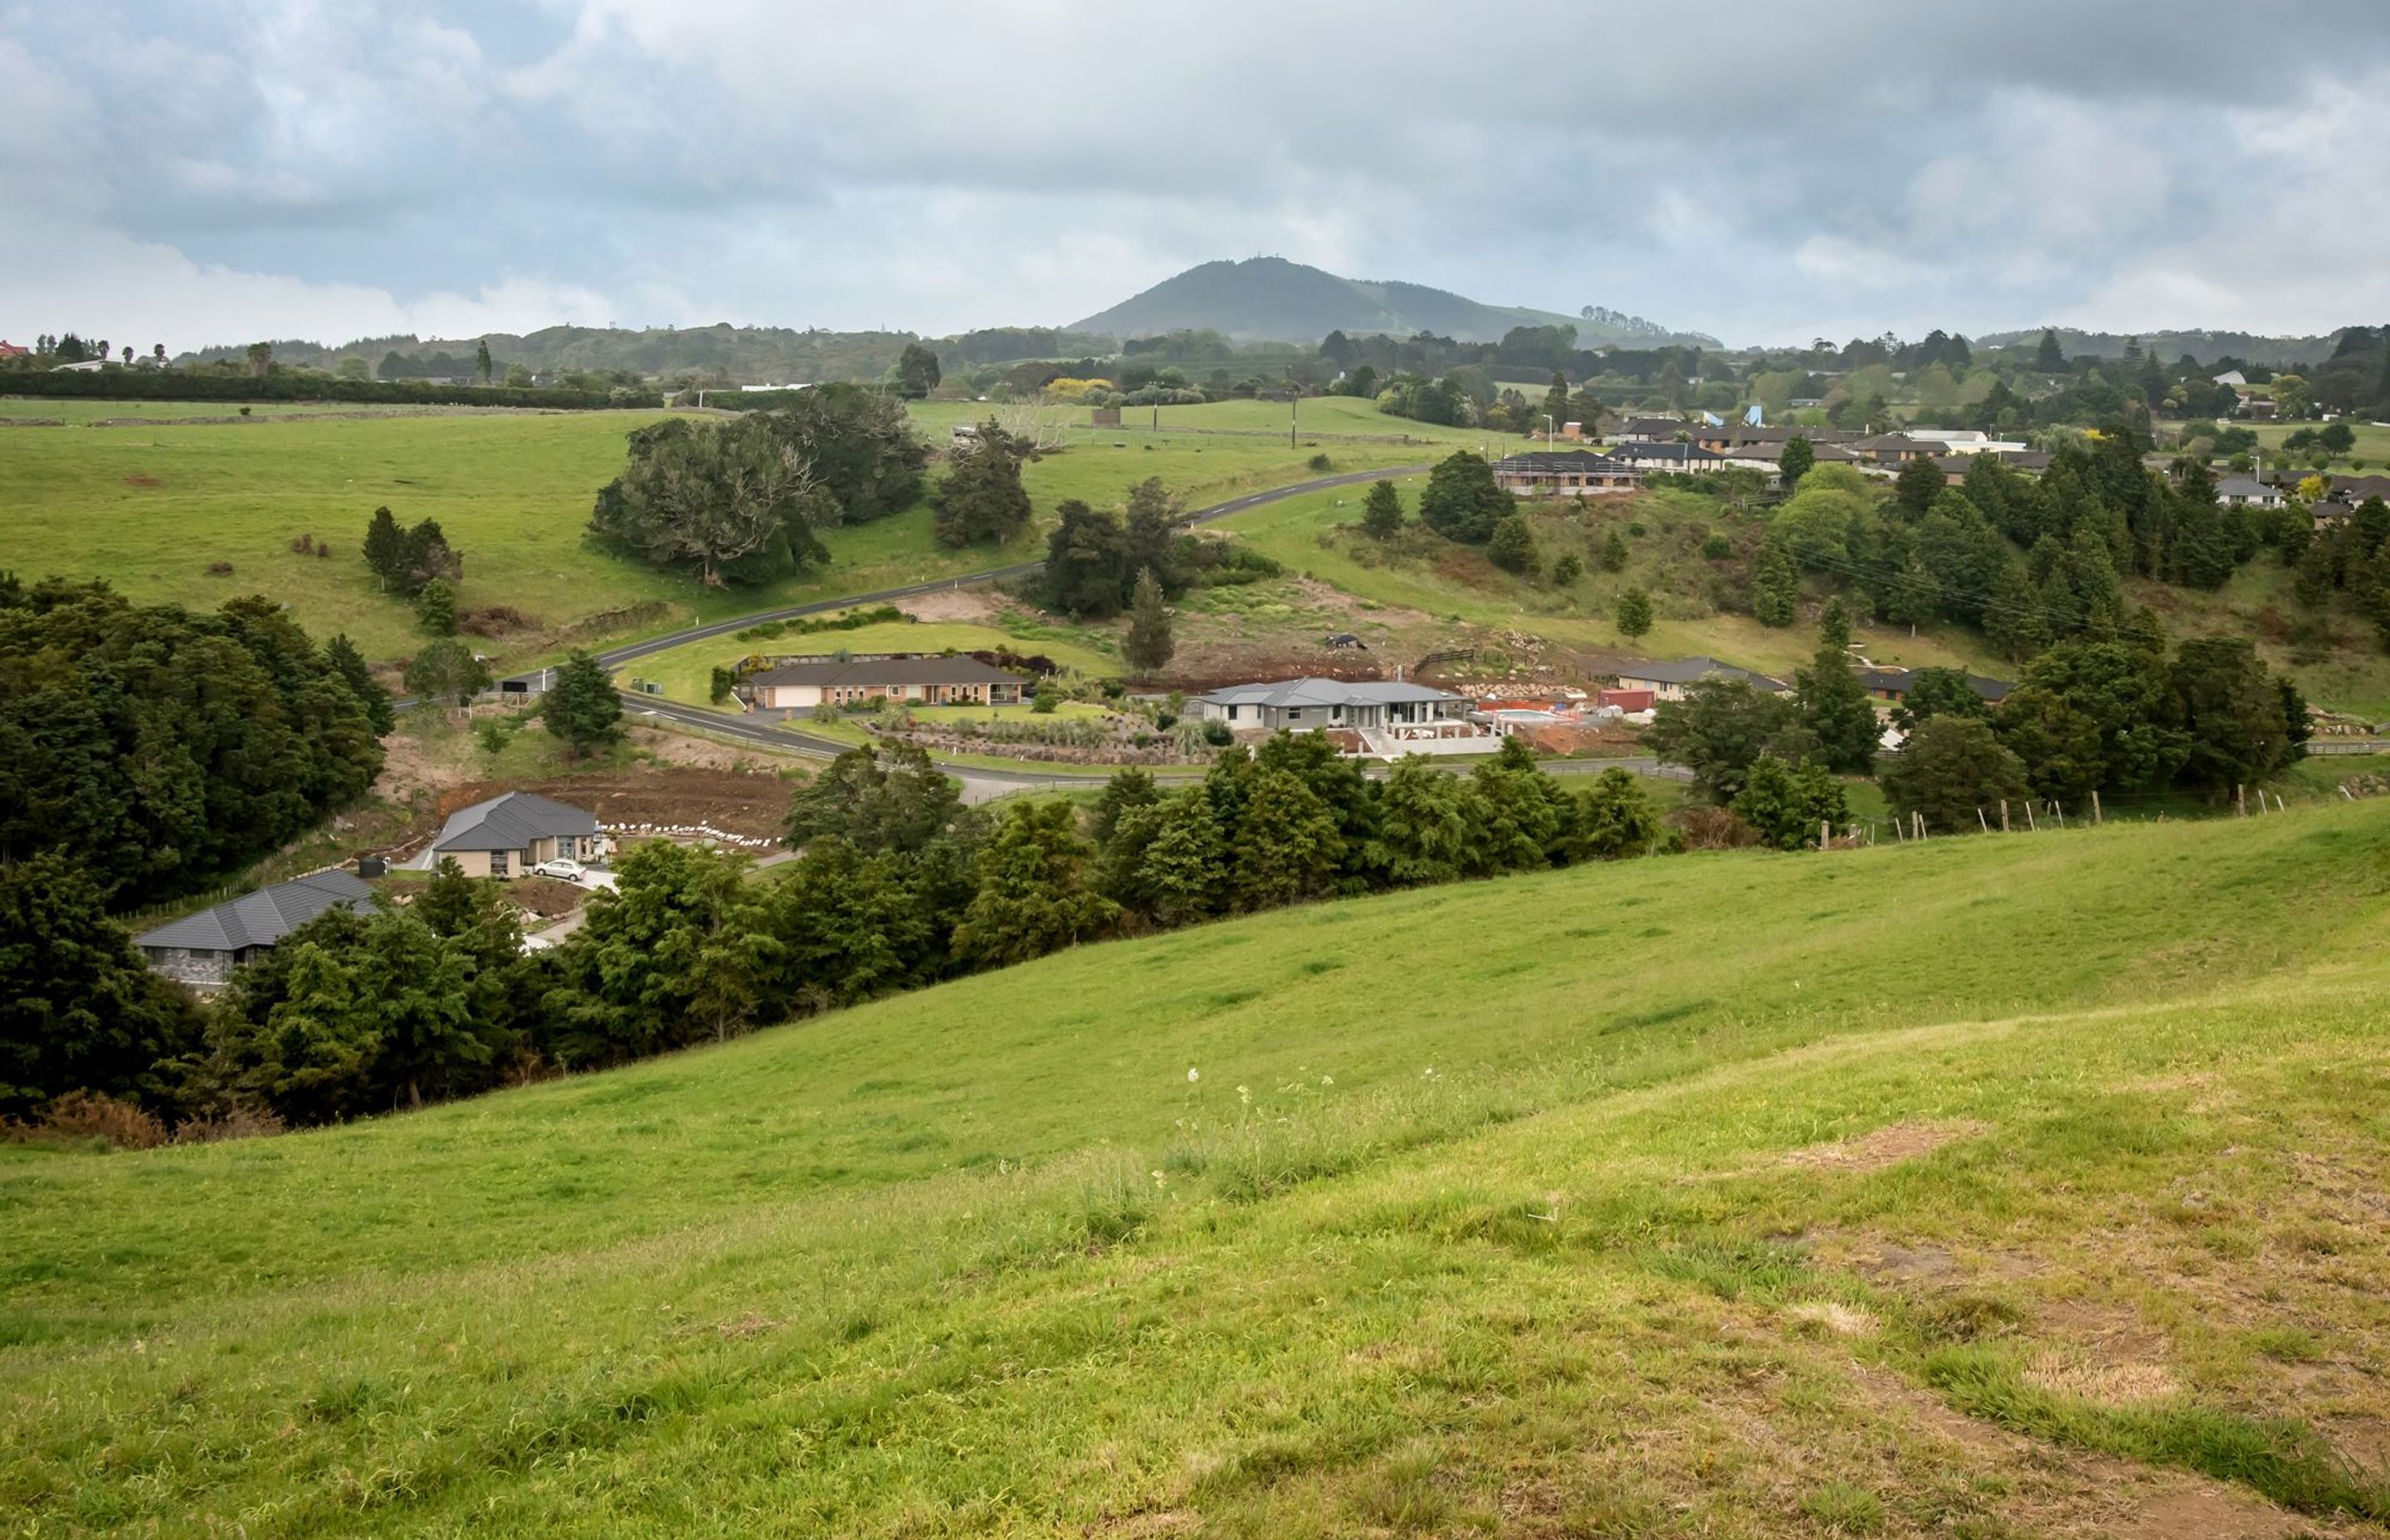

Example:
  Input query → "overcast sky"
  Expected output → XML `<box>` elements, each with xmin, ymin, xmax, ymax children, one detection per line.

<box><xmin>6</xmin><ymin>1</ymin><xmax>2388</xmax><ymax>353</ymax></box>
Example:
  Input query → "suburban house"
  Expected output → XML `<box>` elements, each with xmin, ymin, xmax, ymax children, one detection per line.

<box><xmin>743</xmin><ymin>653</ymin><xmax>1027</xmax><ymax>711</ymax></box>
<box><xmin>1851</xmin><ymin>433</ymin><xmax>1938</xmax><ymax>465</ymax></box>
<box><xmin>1491</xmin><ymin>450</ymin><xmax>1641</xmax><ymax>496</ymax></box>
<box><xmin>1853</xmin><ymin>665</ymin><xmax>2013</xmax><ymax>705</ymax></box>
<box><xmin>1194</xmin><ymin>677</ymin><xmax>1468</xmax><ymax>733</ymax></box>
<box><xmin>2212</xmin><ymin>369</ymin><xmax>2247</xmax><ymax>387</ymax></box>
<box><xmin>1612</xmin><ymin>416</ymin><xmax>1690</xmax><ymax>442</ymax></box>
<box><xmin>429</xmin><ymin>791</ymin><xmax>605</xmax><ymax>879</ymax></box>
<box><xmin>135</xmin><ymin>869</ymin><xmax>373</xmax><ymax>987</ymax></box>
<box><xmin>2217</xmin><ymin>476</ymin><xmax>2286</xmax><ymax>509</ymax></box>
<box><xmin>1604</xmin><ymin>441</ymin><xmax>1730</xmax><ymax>473</ymax></box>
<box><xmin>2329</xmin><ymin>475</ymin><xmax>2390</xmax><ymax>505</ymax></box>
<box><xmin>1612</xmin><ymin>656</ymin><xmax>1788</xmax><ymax>702</ymax></box>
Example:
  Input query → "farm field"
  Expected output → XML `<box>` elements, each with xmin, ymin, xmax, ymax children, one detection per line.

<box><xmin>7</xmin><ymin>803</ymin><xmax>2389</xmax><ymax>1535</ymax></box>
<box><xmin>0</xmin><ymin>400</ymin><xmax>1463</xmax><ymax>669</ymax></box>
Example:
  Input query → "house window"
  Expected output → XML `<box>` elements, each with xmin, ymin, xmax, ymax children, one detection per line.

<box><xmin>491</xmin><ymin>850</ymin><xmax>510</xmax><ymax>877</ymax></box>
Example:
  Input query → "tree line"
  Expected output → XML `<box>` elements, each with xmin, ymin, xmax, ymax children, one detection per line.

<box><xmin>0</xmin><ymin>579</ymin><xmax>388</xmax><ymax>906</ymax></box>
<box><xmin>2</xmin><ymin>737</ymin><xmax>1672</xmax><ymax>1131</ymax></box>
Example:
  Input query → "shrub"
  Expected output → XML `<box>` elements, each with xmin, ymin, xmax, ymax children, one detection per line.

<box><xmin>1673</xmin><ymin>806</ymin><xmax>1758</xmax><ymax>850</ymax></box>
<box><xmin>1202</xmin><ymin>719</ymin><xmax>1233</xmax><ymax>745</ymax></box>
<box><xmin>1307</xmin><ymin>452</ymin><xmax>1333</xmax><ymax>471</ymax></box>
<box><xmin>1702</xmin><ymin>533</ymin><xmax>1733</xmax><ymax>560</ymax></box>
<box><xmin>206</xmin><ymin>560</ymin><xmax>234</xmax><ymax>576</ymax></box>
<box><xmin>28</xmin><ymin>1090</ymin><xmax>168</xmax><ymax>1150</ymax></box>
<box><xmin>169</xmin><ymin>1104</ymin><xmax>287</xmax><ymax>1144</ymax></box>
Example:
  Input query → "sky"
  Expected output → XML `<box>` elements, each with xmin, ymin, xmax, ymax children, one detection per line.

<box><xmin>5</xmin><ymin>1</ymin><xmax>2389</xmax><ymax>354</ymax></box>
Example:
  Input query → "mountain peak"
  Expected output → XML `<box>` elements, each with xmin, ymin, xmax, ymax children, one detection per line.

<box><xmin>1069</xmin><ymin>258</ymin><xmax>1712</xmax><ymax>348</ymax></box>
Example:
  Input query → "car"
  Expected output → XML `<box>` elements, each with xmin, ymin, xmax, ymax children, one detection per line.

<box><xmin>531</xmin><ymin>858</ymin><xmax>587</xmax><ymax>881</ymax></box>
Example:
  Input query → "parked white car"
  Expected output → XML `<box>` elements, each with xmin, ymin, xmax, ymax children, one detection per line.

<box><xmin>531</xmin><ymin>858</ymin><xmax>588</xmax><ymax>882</ymax></box>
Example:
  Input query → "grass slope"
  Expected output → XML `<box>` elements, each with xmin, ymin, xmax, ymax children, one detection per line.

<box><xmin>0</xmin><ymin>402</ymin><xmax>1464</xmax><ymax>670</ymax></box>
<box><xmin>7</xmin><ymin>805</ymin><xmax>2390</xmax><ymax>1535</ymax></box>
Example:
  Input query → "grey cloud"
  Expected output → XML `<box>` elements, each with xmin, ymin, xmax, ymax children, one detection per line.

<box><xmin>2</xmin><ymin>0</ymin><xmax>2388</xmax><ymax>348</ymax></box>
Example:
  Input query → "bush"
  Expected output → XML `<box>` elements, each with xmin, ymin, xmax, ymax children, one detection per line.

<box><xmin>1202</xmin><ymin>719</ymin><xmax>1233</xmax><ymax>745</ymax></box>
<box><xmin>1702</xmin><ymin>533</ymin><xmax>1733</xmax><ymax>560</ymax></box>
<box><xmin>1673</xmin><ymin>806</ymin><xmax>1759</xmax><ymax>850</ymax></box>
<box><xmin>1307</xmin><ymin>452</ymin><xmax>1333</xmax><ymax>471</ymax></box>
<box><xmin>20</xmin><ymin>1090</ymin><xmax>168</xmax><ymax>1151</ymax></box>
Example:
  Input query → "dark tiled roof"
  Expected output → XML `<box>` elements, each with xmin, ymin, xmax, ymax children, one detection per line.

<box><xmin>432</xmin><ymin>791</ymin><xmax>600</xmax><ymax>853</ymax></box>
<box><xmin>1615</xmin><ymin>655</ymin><xmax>1788</xmax><ymax>690</ymax></box>
<box><xmin>1607</xmin><ymin>441</ymin><xmax>1724</xmax><ymax>465</ymax></box>
<box><xmin>1197</xmin><ymin>677</ymin><xmax>1461</xmax><ymax>709</ymax></box>
<box><xmin>1493</xmin><ymin>451</ymin><xmax>1633</xmax><ymax>473</ymax></box>
<box><xmin>135</xmin><ymin>870</ymin><xmax>371</xmax><ymax>953</ymax></box>
<box><xmin>748</xmin><ymin>655</ymin><xmax>1026</xmax><ymax>690</ymax></box>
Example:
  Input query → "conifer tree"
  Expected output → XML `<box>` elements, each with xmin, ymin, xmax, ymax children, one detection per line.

<box><xmin>1123</xmin><ymin>566</ymin><xmax>1175</xmax><ymax>675</ymax></box>
<box><xmin>1796</xmin><ymin>598</ymin><xmax>1880</xmax><ymax>773</ymax></box>
<box><xmin>1615</xmin><ymin>586</ymin><xmax>1654</xmax><ymax>640</ymax></box>
<box><xmin>1360</xmin><ymin>479</ymin><xmax>1403</xmax><ymax>539</ymax></box>
<box><xmin>542</xmin><ymin>650</ymin><xmax>622</xmax><ymax>758</ymax></box>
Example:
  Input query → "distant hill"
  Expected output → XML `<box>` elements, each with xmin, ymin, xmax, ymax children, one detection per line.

<box><xmin>1978</xmin><ymin>326</ymin><xmax>2350</xmax><ymax>368</ymax></box>
<box><xmin>1070</xmin><ymin>256</ymin><xmax>1717</xmax><ymax>348</ymax></box>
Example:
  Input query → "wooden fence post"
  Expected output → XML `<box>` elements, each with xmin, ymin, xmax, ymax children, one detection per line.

<box><xmin>2000</xmin><ymin>800</ymin><xmax>2010</xmax><ymax>833</ymax></box>
<box><xmin>2236</xmin><ymin>783</ymin><xmax>2246</xmax><ymax>816</ymax></box>
<box><xmin>2025</xmin><ymin>802</ymin><xmax>2036</xmax><ymax>832</ymax></box>
<box><xmin>1978</xmin><ymin>807</ymin><xmax>1989</xmax><ymax>833</ymax></box>
<box><xmin>2091</xmin><ymin>790</ymin><xmax>2102</xmax><ymax>824</ymax></box>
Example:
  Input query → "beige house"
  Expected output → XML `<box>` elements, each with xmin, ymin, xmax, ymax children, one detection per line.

<box><xmin>430</xmin><ymin>791</ymin><xmax>605</xmax><ymax>878</ymax></box>
<box><xmin>745</xmin><ymin>654</ymin><xmax>1026</xmax><ymax>711</ymax></box>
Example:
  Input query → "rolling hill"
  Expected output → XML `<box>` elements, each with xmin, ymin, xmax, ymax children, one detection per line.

<box><xmin>1070</xmin><ymin>256</ymin><xmax>1719</xmax><ymax>348</ymax></box>
<box><xmin>7</xmin><ymin>803</ymin><xmax>2389</xmax><ymax>1535</ymax></box>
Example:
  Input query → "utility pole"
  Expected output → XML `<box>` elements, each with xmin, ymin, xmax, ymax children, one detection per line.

<box><xmin>1290</xmin><ymin>392</ymin><xmax>1298</xmax><ymax>449</ymax></box>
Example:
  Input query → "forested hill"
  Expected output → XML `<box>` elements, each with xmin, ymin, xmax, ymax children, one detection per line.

<box><xmin>1069</xmin><ymin>256</ymin><xmax>1717</xmax><ymax>348</ymax></box>
<box><xmin>1977</xmin><ymin>325</ymin><xmax>2349</xmax><ymax>368</ymax></box>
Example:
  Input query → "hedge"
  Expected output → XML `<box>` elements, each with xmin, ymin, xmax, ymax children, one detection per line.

<box><xmin>0</xmin><ymin>368</ymin><xmax>662</xmax><ymax>411</ymax></box>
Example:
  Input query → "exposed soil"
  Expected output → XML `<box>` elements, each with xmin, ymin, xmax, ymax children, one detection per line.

<box><xmin>435</xmin><ymin>768</ymin><xmax>795</xmax><ymax>842</ymax></box>
<box><xmin>898</xmin><ymin>587</ymin><xmax>1004</xmax><ymax>624</ymax></box>
<box><xmin>1780</xmin><ymin>1118</ymin><xmax>1989</xmax><ymax>1174</ymax></box>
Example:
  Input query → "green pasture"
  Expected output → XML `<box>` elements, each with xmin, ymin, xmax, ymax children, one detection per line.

<box><xmin>6</xmin><ymin>804</ymin><xmax>2389</xmax><ymax>1534</ymax></box>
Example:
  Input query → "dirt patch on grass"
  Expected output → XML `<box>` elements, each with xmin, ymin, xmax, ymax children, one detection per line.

<box><xmin>121</xmin><ymin>473</ymin><xmax>163</xmax><ymax>487</ymax></box>
<box><xmin>1781</xmin><ymin>1118</ymin><xmax>1988</xmax><ymax>1174</ymax></box>
<box><xmin>1785</xmin><ymin>1300</ymin><xmax>1879</xmax><ymax>1337</ymax></box>
<box><xmin>899</xmin><ymin>587</ymin><xmax>1004</xmax><ymax>624</ymax></box>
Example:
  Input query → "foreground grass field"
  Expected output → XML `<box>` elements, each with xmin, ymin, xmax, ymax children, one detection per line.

<box><xmin>0</xmin><ymin>401</ymin><xmax>1451</xmax><ymax>669</ymax></box>
<box><xmin>6</xmin><ymin>803</ymin><xmax>2389</xmax><ymax>1536</ymax></box>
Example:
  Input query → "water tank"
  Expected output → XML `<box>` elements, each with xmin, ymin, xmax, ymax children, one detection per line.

<box><xmin>355</xmin><ymin>855</ymin><xmax>387</xmax><ymax>879</ymax></box>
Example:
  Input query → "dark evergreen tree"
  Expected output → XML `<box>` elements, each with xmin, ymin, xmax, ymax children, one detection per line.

<box><xmin>1778</xmin><ymin>434</ymin><xmax>1814</xmax><ymax>490</ymax></box>
<box><xmin>324</xmin><ymin>633</ymin><xmax>395</xmax><ymax>734</ymax></box>
<box><xmin>1615</xmin><ymin>585</ymin><xmax>1654</xmax><ymax>640</ymax></box>
<box><xmin>1796</xmin><ymin>600</ymin><xmax>1880</xmax><ymax>773</ymax></box>
<box><xmin>1417</xmin><ymin>451</ymin><xmax>1513</xmax><ymax>543</ymax></box>
<box><xmin>952</xmin><ymin>802</ymin><xmax>1115</xmax><ymax>967</ymax></box>
<box><xmin>0</xmin><ymin>853</ymin><xmax>204</xmax><ymax>1116</ymax></box>
<box><xmin>1042</xmin><ymin>500</ymin><xmax>1129</xmax><ymax>616</ymax></box>
<box><xmin>1122</xmin><ymin>566</ymin><xmax>1175</xmax><ymax>675</ymax></box>
<box><xmin>414</xmin><ymin>577</ymin><xmax>457</xmax><ymax>636</ymax></box>
<box><xmin>1729</xmin><ymin>755</ymin><xmax>1849</xmax><ymax>850</ymax></box>
<box><xmin>1881</xmin><ymin>717</ymin><xmax>2029</xmax><ymax>833</ymax></box>
<box><xmin>783</xmin><ymin>742</ymin><xmax>982</xmax><ymax>856</ymax></box>
<box><xmin>363</xmin><ymin>505</ymin><xmax>407</xmax><ymax>587</ymax></box>
<box><xmin>542</xmin><ymin>651</ymin><xmax>623</xmax><ymax>758</ymax></box>
<box><xmin>1488</xmin><ymin>514</ymin><xmax>1539</xmax><ymax>574</ymax></box>
<box><xmin>930</xmin><ymin>422</ymin><xmax>1034</xmax><ymax>548</ymax></box>
<box><xmin>1360</xmin><ymin>479</ymin><xmax>1403</xmax><ymax>540</ymax></box>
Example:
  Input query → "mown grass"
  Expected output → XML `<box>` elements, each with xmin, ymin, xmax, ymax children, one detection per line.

<box><xmin>0</xmin><ymin>402</ymin><xmax>1441</xmax><ymax>670</ymax></box>
<box><xmin>6</xmin><ymin>803</ymin><xmax>2389</xmax><ymax>1534</ymax></box>
<box><xmin>624</xmin><ymin>620</ymin><xmax>1118</xmax><ymax>704</ymax></box>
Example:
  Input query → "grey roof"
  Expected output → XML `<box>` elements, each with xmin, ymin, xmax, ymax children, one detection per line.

<box><xmin>2330</xmin><ymin>475</ymin><xmax>2390</xmax><ymax>502</ymax></box>
<box><xmin>1606</xmin><ymin>441</ymin><xmax>1724</xmax><ymax>465</ymax></box>
<box><xmin>1196</xmin><ymin>677</ymin><xmax>1461</xmax><ymax>709</ymax></box>
<box><xmin>1493</xmin><ymin>451</ymin><xmax>1633</xmax><ymax>473</ymax></box>
<box><xmin>135</xmin><ymin>870</ymin><xmax>372</xmax><ymax>953</ymax></box>
<box><xmin>2216</xmin><ymin>476</ymin><xmax>2278</xmax><ymax>500</ymax></box>
<box><xmin>748</xmin><ymin>655</ymin><xmax>1023</xmax><ymax>690</ymax></box>
<box><xmin>432</xmin><ymin>790</ymin><xmax>599</xmax><ymax>853</ymax></box>
<box><xmin>1856</xmin><ymin>665</ymin><xmax>2013</xmax><ymax>702</ymax></box>
<box><xmin>1615</xmin><ymin>655</ymin><xmax>1788</xmax><ymax>690</ymax></box>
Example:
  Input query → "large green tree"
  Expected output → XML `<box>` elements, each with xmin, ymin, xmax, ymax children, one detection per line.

<box><xmin>1645</xmin><ymin>678</ymin><xmax>1800</xmax><ymax>802</ymax></box>
<box><xmin>1778</xmin><ymin>434</ymin><xmax>1814</xmax><ymax>490</ymax></box>
<box><xmin>894</xmin><ymin>342</ymin><xmax>942</xmax><ymax>399</ymax></box>
<box><xmin>1729</xmin><ymin>755</ymin><xmax>1849</xmax><ymax>850</ymax></box>
<box><xmin>542</xmin><ymin>651</ymin><xmax>623</xmax><ymax>758</ymax></box>
<box><xmin>1042</xmin><ymin>500</ymin><xmax>1129</xmax><ymax>616</ymax></box>
<box><xmin>952</xmin><ymin>802</ymin><xmax>1116</xmax><ymax>967</ymax></box>
<box><xmin>1881</xmin><ymin>717</ymin><xmax>2030</xmax><ymax>834</ymax></box>
<box><xmin>1361</xmin><ymin>479</ymin><xmax>1403</xmax><ymax>540</ymax></box>
<box><xmin>402</xmin><ymin>638</ymin><xmax>490</xmax><ymax>709</ymax></box>
<box><xmin>0</xmin><ymin>853</ymin><xmax>204</xmax><ymax>1117</ymax></box>
<box><xmin>784</xmin><ymin>742</ymin><xmax>982</xmax><ymax>856</ymax></box>
<box><xmin>589</xmin><ymin>415</ymin><xmax>831</xmax><ymax>585</ymax></box>
<box><xmin>931</xmin><ymin>422</ymin><xmax>1034</xmax><ymax>548</ymax></box>
<box><xmin>1417</xmin><ymin>451</ymin><xmax>1514</xmax><ymax>543</ymax></box>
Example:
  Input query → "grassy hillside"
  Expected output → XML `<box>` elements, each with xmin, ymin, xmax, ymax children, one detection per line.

<box><xmin>7</xmin><ymin>805</ymin><xmax>2389</xmax><ymax>1535</ymax></box>
<box><xmin>0</xmin><ymin>402</ymin><xmax>1454</xmax><ymax>669</ymax></box>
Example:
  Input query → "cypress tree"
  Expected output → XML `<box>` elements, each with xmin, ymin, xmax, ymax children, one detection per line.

<box><xmin>363</xmin><ymin>505</ymin><xmax>406</xmax><ymax>587</ymax></box>
<box><xmin>1360</xmin><ymin>480</ymin><xmax>1403</xmax><ymax>539</ymax></box>
<box><xmin>542</xmin><ymin>650</ymin><xmax>623</xmax><ymax>758</ymax></box>
<box><xmin>1123</xmin><ymin>567</ymin><xmax>1175</xmax><ymax>675</ymax></box>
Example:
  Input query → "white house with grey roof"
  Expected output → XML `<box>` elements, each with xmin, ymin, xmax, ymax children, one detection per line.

<box><xmin>1193</xmin><ymin>677</ymin><xmax>1469</xmax><ymax>735</ymax></box>
<box><xmin>135</xmin><ymin>869</ymin><xmax>373</xmax><ymax>987</ymax></box>
<box><xmin>428</xmin><ymin>791</ymin><xmax>605</xmax><ymax>879</ymax></box>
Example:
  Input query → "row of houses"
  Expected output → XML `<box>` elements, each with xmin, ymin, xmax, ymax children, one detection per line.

<box><xmin>1493</xmin><ymin>426</ymin><xmax>2050</xmax><ymax>499</ymax></box>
